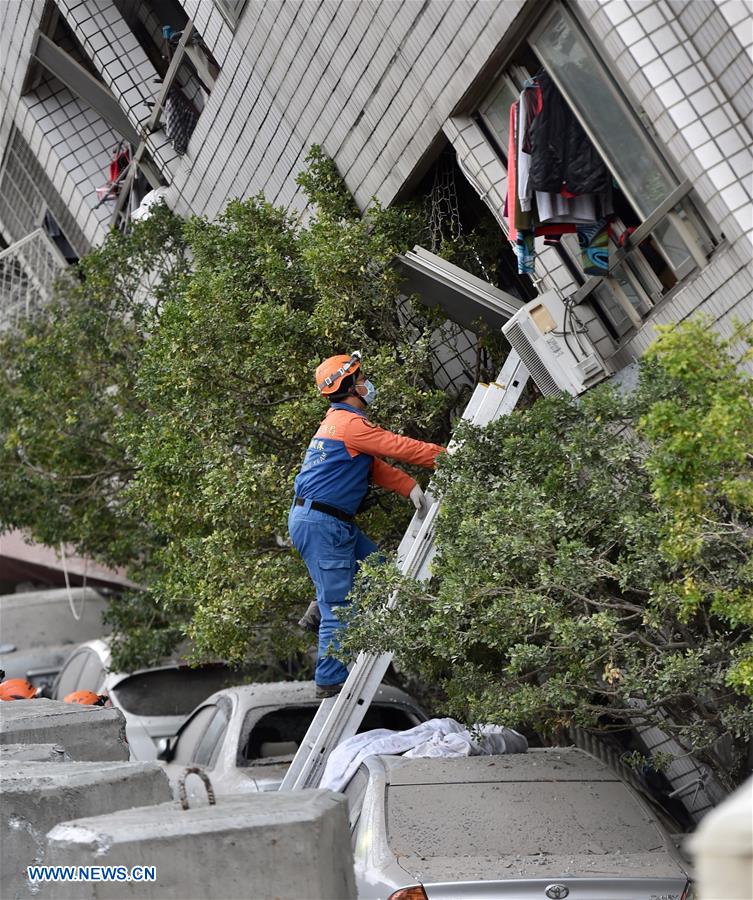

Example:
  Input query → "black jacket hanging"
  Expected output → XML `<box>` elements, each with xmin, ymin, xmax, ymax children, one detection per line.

<box><xmin>527</xmin><ymin>73</ymin><xmax>609</xmax><ymax>196</ymax></box>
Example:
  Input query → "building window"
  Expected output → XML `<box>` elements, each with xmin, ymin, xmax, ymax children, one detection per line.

<box><xmin>215</xmin><ymin>0</ymin><xmax>248</xmax><ymax>29</ymax></box>
<box><xmin>474</xmin><ymin>1</ymin><xmax>718</xmax><ymax>345</ymax></box>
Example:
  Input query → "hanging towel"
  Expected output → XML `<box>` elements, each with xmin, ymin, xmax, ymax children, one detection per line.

<box><xmin>577</xmin><ymin>217</ymin><xmax>610</xmax><ymax>276</ymax></box>
<box><xmin>515</xmin><ymin>230</ymin><xmax>536</xmax><ymax>275</ymax></box>
<box><xmin>320</xmin><ymin>717</ymin><xmax>528</xmax><ymax>792</ymax></box>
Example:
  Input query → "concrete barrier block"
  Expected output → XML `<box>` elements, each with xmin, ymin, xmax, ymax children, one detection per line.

<box><xmin>45</xmin><ymin>790</ymin><xmax>355</xmax><ymax>899</ymax></box>
<box><xmin>0</xmin><ymin>700</ymin><xmax>128</xmax><ymax>761</ymax></box>
<box><xmin>0</xmin><ymin>743</ymin><xmax>68</xmax><ymax>762</ymax></box>
<box><xmin>1</xmin><ymin>760</ymin><xmax>171</xmax><ymax>900</ymax></box>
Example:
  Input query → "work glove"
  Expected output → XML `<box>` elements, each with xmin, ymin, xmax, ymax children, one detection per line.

<box><xmin>409</xmin><ymin>484</ymin><xmax>429</xmax><ymax>519</ymax></box>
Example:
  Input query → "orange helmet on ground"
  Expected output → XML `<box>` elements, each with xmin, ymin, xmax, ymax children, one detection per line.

<box><xmin>64</xmin><ymin>690</ymin><xmax>107</xmax><ymax>706</ymax></box>
<box><xmin>315</xmin><ymin>351</ymin><xmax>361</xmax><ymax>396</ymax></box>
<box><xmin>0</xmin><ymin>678</ymin><xmax>37</xmax><ymax>700</ymax></box>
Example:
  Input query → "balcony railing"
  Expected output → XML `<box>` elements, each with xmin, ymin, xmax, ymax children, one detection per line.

<box><xmin>0</xmin><ymin>228</ymin><xmax>68</xmax><ymax>332</ymax></box>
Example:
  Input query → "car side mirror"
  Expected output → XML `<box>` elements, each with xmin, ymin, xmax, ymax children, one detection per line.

<box><xmin>156</xmin><ymin>738</ymin><xmax>174</xmax><ymax>762</ymax></box>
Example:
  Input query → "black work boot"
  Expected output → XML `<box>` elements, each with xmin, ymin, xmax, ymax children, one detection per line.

<box><xmin>315</xmin><ymin>682</ymin><xmax>344</xmax><ymax>700</ymax></box>
<box><xmin>298</xmin><ymin>600</ymin><xmax>321</xmax><ymax>636</ymax></box>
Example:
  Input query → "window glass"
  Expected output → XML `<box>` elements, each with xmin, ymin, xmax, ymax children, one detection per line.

<box><xmin>651</xmin><ymin>216</ymin><xmax>693</xmax><ymax>275</ymax></box>
<box><xmin>193</xmin><ymin>703</ymin><xmax>229</xmax><ymax>767</ymax></box>
<box><xmin>172</xmin><ymin>706</ymin><xmax>217</xmax><ymax>765</ymax></box>
<box><xmin>528</xmin><ymin>5</ymin><xmax>676</xmax><ymax>218</ymax></box>
<box><xmin>54</xmin><ymin>651</ymin><xmax>88</xmax><ymax>699</ymax></box>
<box><xmin>110</xmin><ymin>666</ymin><xmax>236</xmax><ymax>716</ymax></box>
<box><xmin>77</xmin><ymin>651</ymin><xmax>106</xmax><ymax>693</ymax></box>
<box><xmin>478</xmin><ymin>77</ymin><xmax>520</xmax><ymax>159</ymax></box>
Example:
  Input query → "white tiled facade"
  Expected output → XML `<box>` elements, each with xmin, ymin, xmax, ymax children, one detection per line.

<box><xmin>0</xmin><ymin>0</ymin><xmax>751</xmax><ymax>361</ymax></box>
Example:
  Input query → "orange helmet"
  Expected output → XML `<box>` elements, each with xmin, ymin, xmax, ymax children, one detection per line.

<box><xmin>64</xmin><ymin>690</ymin><xmax>106</xmax><ymax>706</ymax></box>
<box><xmin>315</xmin><ymin>351</ymin><xmax>361</xmax><ymax>396</ymax></box>
<box><xmin>0</xmin><ymin>678</ymin><xmax>37</xmax><ymax>701</ymax></box>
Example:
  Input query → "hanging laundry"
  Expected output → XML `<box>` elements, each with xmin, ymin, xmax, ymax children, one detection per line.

<box><xmin>108</xmin><ymin>143</ymin><xmax>130</xmax><ymax>195</ymax></box>
<box><xmin>164</xmin><ymin>87</ymin><xmax>198</xmax><ymax>155</ymax></box>
<box><xmin>577</xmin><ymin>217</ymin><xmax>610</xmax><ymax>275</ymax></box>
<box><xmin>527</xmin><ymin>73</ymin><xmax>609</xmax><ymax>196</ymax></box>
<box><xmin>504</xmin><ymin>70</ymin><xmax>613</xmax><ymax>277</ymax></box>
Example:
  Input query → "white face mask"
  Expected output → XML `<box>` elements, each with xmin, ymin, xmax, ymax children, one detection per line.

<box><xmin>359</xmin><ymin>379</ymin><xmax>376</xmax><ymax>406</ymax></box>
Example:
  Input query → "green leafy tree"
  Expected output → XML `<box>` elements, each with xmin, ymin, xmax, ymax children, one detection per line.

<box><xmin>119</xmin><ymin>148</ymin><xmax>458</xmax><ymax>668</ymax></box>
<box><xmin>0</xmin><ymin>148</ymin><xmax>482</xmax><ymax>671</ymax></box>
<box><xmin>343</xmin><ymin>321</ymin><xmax>753</xmax><ymax>787</ymax></box>
<box><xmin>0</xmin><ymin>205</ymin><xmax>190</xmax><ymax>664</ymax></box>
<box><xmin>0</xmin><ymin>204</ymin><xmax>188</xmax><ymax>565</ymax></box>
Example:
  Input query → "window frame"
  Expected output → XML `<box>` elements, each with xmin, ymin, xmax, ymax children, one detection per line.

<box><xmin>214</xmin><ymin>0</ymin><xmax>248</xmax><ymax>29</ymax></box>
<box><xmin>467</xmin><ymin>0</ymin><xmax>720</xmax><ymax>350</ymax></box>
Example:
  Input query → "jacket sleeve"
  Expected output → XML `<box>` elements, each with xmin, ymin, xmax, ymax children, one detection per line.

<box><xmin>343</xmin><ymin>416</ymin><xmax>445</xmax><ymax>469</ymax></box>
<box><xmin>371</xmin><ymin>458</ymin><xmax>416</xmax><ymax>497</ymax></box>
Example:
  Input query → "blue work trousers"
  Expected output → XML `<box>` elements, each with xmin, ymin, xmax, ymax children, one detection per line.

<box><xmin>288</xmin><ymin>501</ymin><xmax>379</xmax><ymax>686</ymax></box>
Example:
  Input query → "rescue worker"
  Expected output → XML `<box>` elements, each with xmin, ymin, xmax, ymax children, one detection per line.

<box><xmin>0</xmin><ymin>678</ymin><xmax>37</xmax><ymax>700</ymax></box>
<box><xmin>63</xmin><ymin>690</ymin><xmax>109</xmax><ymax>706</ymax></box>
<box><xmin>289</xmin><ymin>351</ymin><xmax>445</xmax><ymax>698</ymax></box>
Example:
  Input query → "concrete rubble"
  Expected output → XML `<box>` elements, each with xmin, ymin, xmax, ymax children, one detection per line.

<box><xmin>0</xmin><ymin>699</ymin><xmax>357</xmax><ymax>899</ymax></box>
<box><xmin>0</xmin><ymin>743</ymin><xmax>68</xmax><ymax>762</ymax></box>
<box><xmin>44</xmin><ymin>789</ymin><xmax>355</xmax><ymax>900</ymax></box>
<box><xmin>0</xmin><ymin>699</ymin><xmax>128</xmax><ymax>760</ymax></box>
<box><xmin>1</xmin><ymin>760</ymin><xmax>171</xmax><ymax>899</ymax></box>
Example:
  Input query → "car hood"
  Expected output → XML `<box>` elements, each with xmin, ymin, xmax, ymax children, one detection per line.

<box><xmin>397</xmin><ymin>850</ymin><xmax>687</xmax><ymax>882</ymax></box>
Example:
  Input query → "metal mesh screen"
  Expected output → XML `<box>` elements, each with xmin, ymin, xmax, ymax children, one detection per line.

<box><xmin>408</xmin><ymin>150</ymin><xmax>499</xmax><ymax>398</ymax></box>
<box><xmin>0</xmin><ymin>229</ymin><xmax>67</xmax><ymax>332</ymax></box>
<box><xmin>0</xmin><ymin>128</ymin><xmax>90</xmax><ymax>258</ymax></box>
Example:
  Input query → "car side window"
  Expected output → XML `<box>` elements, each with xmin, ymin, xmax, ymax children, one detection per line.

<box><xmin>77</xmin><ymin>650</ymin><xmax>106</xmax><ymax>693</ymax></box>
<box><xmin>172</xmin><ymin>706</ymin><xmax>217</xmax><ymax>765</ymax></box>
<box><xmin>241</xmin><ymin>706</ymin><xmax>318</xmax><ymax>763</ymax></box>
<box><xmin>193</xmin><ymin>702</ymin><xmax>230</xmax><ymax>767</ymax></box>
<box><xmin>54</xmin><ymin>651</ymin><xmax>88</xmax><ymax>699</ymax></box>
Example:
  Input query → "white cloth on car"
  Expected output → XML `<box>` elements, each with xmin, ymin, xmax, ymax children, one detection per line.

<box><xmin>321</xmin><ymin>716</ymin><xmax>527</xmax><ymax>792</ymax></box>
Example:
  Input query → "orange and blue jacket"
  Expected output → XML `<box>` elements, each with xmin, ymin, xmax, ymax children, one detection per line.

<box><xmin>293</xmin><ymin>403</ymin><xmax>444</xmax><ymax>516</ymax></box>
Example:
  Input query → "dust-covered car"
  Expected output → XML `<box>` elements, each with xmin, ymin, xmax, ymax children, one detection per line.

<box><xmin>51</xmin><ymin>639</ymin><xmax>241</xmax><ymax>760</ymax></box>
<box><xmin>343</xmin><ymin>747</ymin><xmax>691</xmax><ymax>900</ymax></box>
<box><xmin>158</xmin><ymin>681</ymin><xmax>427</xmax><ymax>799</ymax></box>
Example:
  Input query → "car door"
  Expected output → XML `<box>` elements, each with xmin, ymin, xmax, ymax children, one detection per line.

<box><xmin>162</xmin><ymin>701</ymin><xmax>231</xmax><ymax>800</ymax></box>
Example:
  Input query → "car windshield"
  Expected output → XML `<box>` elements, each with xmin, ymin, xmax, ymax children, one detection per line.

<box><xmin>111</xmin><ymin>667</ymin><xmax>238</xmax><ymax>716</ymax></box>
<box><xmin>387</xmin><ymin>780</ymin><xmax>666</xmax><ymax>859</ymax></box>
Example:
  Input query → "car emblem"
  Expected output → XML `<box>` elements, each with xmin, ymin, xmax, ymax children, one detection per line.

<box><xmin>544</xmin><ymin>886</ymin><xmax>569</xmax><ymax>900</ymax></box>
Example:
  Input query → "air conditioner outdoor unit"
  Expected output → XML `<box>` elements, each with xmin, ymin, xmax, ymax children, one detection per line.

<box><xmin>502</xmin><ymin>291</ymin><xmax>612</xmax><ymax>397</ymax></box>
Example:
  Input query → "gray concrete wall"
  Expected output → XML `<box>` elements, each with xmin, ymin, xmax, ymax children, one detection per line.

<box><xmin>45</xmin><ymin>790</ymin><xmax>355</xmax><ymax>900</ymax></box>
<box><xmin>1</xmin><ymin>760</ymin><xmax>171</xmax><ymax>900</ymax></box>
<box><xmin>0</xmin><ymin>1</ymin><xmax>110</xmax><ymax>250</ymax></box>
<box><xmin>0</xmin><ymin>700</ymin><xmax>128</xmax><ymax>761</ymax></box>
<box><xmin>172</xmin><ymin>0</ymin><xmax>528</xmax><ymax>218</ymax></box>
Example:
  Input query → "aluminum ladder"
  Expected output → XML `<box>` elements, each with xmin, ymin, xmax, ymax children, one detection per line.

<box><xmin>280</xmin><ymin>350</ymin><xmax>530</xmax><ymax>791</ymax></box>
